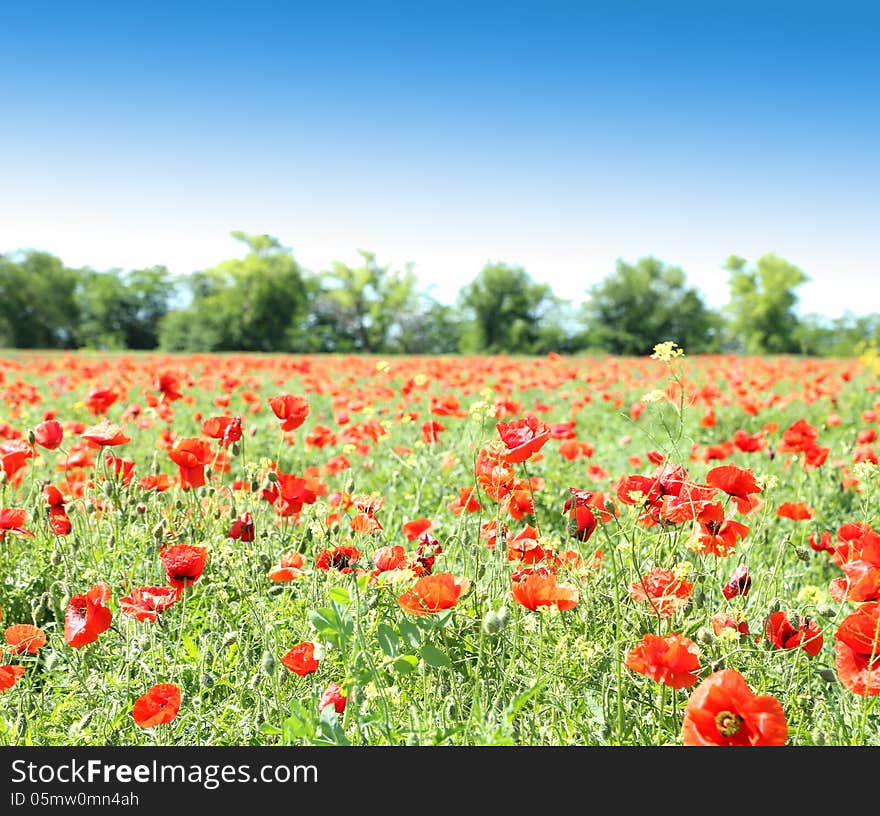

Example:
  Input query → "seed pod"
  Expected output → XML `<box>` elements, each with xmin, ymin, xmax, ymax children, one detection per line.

<box><xmin>261</xmin><ymin>650</ymin><xmax>276</xmax><ymax>676</ymax></box>
<box><xmin>695</xmin><ymin>626</ymin><xmax>714</xmax><ymax>645</ymax></box>
<box><xmin>818</xmin><ymin>668</ymin><xmax>837</xmax><ymax>684</ymax></box>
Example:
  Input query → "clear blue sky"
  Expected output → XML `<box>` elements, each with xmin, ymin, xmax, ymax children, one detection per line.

<box><xmin>1</xmin><ymin>1</ymin><xmax>878</xmax><ymax>316</ymax></box>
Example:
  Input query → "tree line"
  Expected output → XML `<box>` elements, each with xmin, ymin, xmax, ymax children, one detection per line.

<box><xmin>1</xmin><ymin>231</ymin><xmax>876</xmax><ymax>356</ymax></box>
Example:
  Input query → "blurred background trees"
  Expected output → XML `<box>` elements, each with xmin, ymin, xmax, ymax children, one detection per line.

<box><xmin>1</xmin><ymin>232</ymin><xmax>876</xmax><ymax>355</ymax></box>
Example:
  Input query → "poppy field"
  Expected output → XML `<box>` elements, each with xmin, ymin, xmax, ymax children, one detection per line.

<box><xmin>2</xmin><ymin>346</ymin><xmax>880</xmax><ymax>746</ymax></box>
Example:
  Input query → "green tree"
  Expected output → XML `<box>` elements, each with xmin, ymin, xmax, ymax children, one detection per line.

<box><xmin>159</xmin><ymin>233</ymin><xmax>308</xmax><ymax>352</ymax></box>
<box><xmin>396</xmin><ymin>296</ymin><xmax>464</xmax><ymax>354</ymax></box>
<box><xmin>458</xmin><ymin>263</ymin><xmax>556</xmax><ymax>354</ymax></box>
<box><xmin>310</xmin><ymin>252</ymin><xmax>420</xmax><ymax>353</ymax></box>
<box><xmin>0</xmin><ymin>251</ymin><xmax>79</xmax><ymax>348</ymax></box>
<box><xmin>725</xmin><ymin>253</ymin><xmax>809</xmax><ymax>353</ymax></box>
<box><xmin>580</xmin><ymin>257</ymin><xmax>721</xmax><ymax>355</ymax></box>
<box><xmin>75</xmin><ymin>266</ymin><xmax>174</xmax><ymax>349</ymax></box>
<box><xmin>796</xmin><ymin>312</ymin><xmax>880</xmax><ymax>357</ymax></box>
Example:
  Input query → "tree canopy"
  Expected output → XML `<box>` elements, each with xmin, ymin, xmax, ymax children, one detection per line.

<box><xmin>1</xmin><ymin>236</ymin><xmax>875</xmax><ymax>356</ymax></box>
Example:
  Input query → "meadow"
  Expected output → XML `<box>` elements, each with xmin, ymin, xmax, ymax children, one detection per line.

<box><xmin>1</xmin><ymin>347</ymin><xmax>879</xmax><ymax>746</ymax></box>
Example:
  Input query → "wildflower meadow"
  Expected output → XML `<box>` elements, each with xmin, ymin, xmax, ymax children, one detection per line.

<box><xmin>1</xmin><ymin>345</ymin><xmax>879</xmax><ymax>747</ymax></box>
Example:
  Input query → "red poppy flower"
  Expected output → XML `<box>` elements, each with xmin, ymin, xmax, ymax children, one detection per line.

<box><xmin>160</xmin><ymin>545</ymin><xmax>208</xmax><ymax>589</ymax></box>
<box><xmin>281</xmin><ymin>641</ymin><xmax>319</xmax><ymax>676</ymax></box>
<box><xmin>778</xmin><ymin>419</ymin><xmax>818</xmax><ymax>454</ymax></box>
<box><xmin>447</xmin><ymin>486</ymin><xmax>481</xmax><ymax>515</ymax></box>
<box><xmin>777</xmin><ymin>502</ymin><xmax>814</xmax><ymax>521</ymax></box>
<box><xmin>168</xmin><ymin>437</ymin><xmax>214</xmax><ymax>489</ymax></box>
<box><xmin>711</xmin><ymin>612</ymin><xmax>750</xmax><ymax>636</ymax></box>
<box><xmin>690</xmin><ymin>502</ymin><xmax>749</xmax><ymax>557</ymax></box>
<box><xmin>402</xmin><ymin>518</ymin><xmax>433</xmax><ymax>541</ymax></box>
<box><xmin>373</xmin><ymin>545</ymin><xmax>407</xmax><ymax>572</ymax></box>
<box><xmin>0</xmin><ymin>508</ymin><xmax>34</xmax><ymax>539</ymax></box>
<box><xmin>154</xmin><ymin>371</ymin><xmax>183</xmax><ymax>402</ymax></box>
<box><xmin>269</xmin><ymin>394</ymin><xmax>310</xmax><ymax>431</ymax></box>
<box><xmin>398</xmin><ymin>573</ymin><xmax>470</xmax><ymax>615</ymax></box>
<box><xmin>733</xmin><ymin>429</ymin><xmax>765</xmax><ymax>453</ymax></box>
<box><xmin>827</xmin><ymin>529</ymin><xmax>880</xmax><ymax>602</ymax></box>
<box><xmin>319</xmin><ymin>681</ymin><xmax>347</xmax><ymax>713</ymax></box>
<box><xmin>682</xmin><ymin>669</ymin><xmax>787</xmax><ymax>746</ymax></box>
<box><xmin>657</xmin><ymin>481</ymin><xmax>719</xmax><ymax>524</ymax></box>
<box><xmin>706</xmin><ymin>464</ymin><xmax>762</xmax><ymax>514</ymax></box>
<box><xmin>765</xmin><ymin>611</ymin><xmax>823</xmax><ymax>656</ymax></box>
<box><xmin>132</xmin><ymin>683</ymin><xmax>182</xmax><ymax>728</ymax></box>
<box><xmin>511</xmin><ymin>573</ymin><xmax>579</xmax><ymax>611</ymax></box>
<box><xmin>64</xmin><ymin>582</ymin><xmax>112</xmax><ymax>647</ymax></box>
<box><xmin>722</xmin><ymin>564</ymin><xmax>752</xmax><ymax>599</ymax></box>
<box><xmin>629</xmin><ymin>568</ymin><xmax>694</xmax><ymax>617</ymax></box>
<box><xmin>1</xmin><ymin>439</ymin><xmax>33</xmax><ymax>486</ymax></box>
<box><xmin>495</xmin><ymin>416</ymin><xmax>551</xmax><ymax>464</ymax></box>
<box><xmin>315</xmin><ymin>545</ymin><xmax>361</xmax><ymax>573</ymax></box>
<box><xmin>563</xmin><ymin>488</ymin><xmax>599</xmax><ymax>542</ymax></box>
<box><xmin>421</xmin><ymin>420</ymin><xmax>446</xmax><ymax>443</ymax></box>
<box><xmin>105</xmin><ymin>454</ymin><xmax>136</xmax><ymax>485</ymax></box>
<box><xmin>80</xmin><ymin>420</ymin><xmax>131</xmax><ymax>447</ymax></box>
<box><xmin>84</xmin><ymin>387</ymin><xmax>119</xmax><ymax>416</ymax></box>
<box><xmin>268</xmin><ymin>551</ymin><xmax>306</xmax><ymax>582</ymax></box>
<box><xmin>33</xmin><ymin>419</ymin><xmax>64</xmax><ymax>450</ymax></box>
<box><xmin>5</xmin><ymin>624</ymin><xmax>47</xmax><ymax>654</ymax></box>
<box><xmin>834</xmin><ymin>601</ymin><xmax>880</xmax><ymax>696</ymax></box>
<box><xmin>118</xmin><ymin>586</ymin><xmax>180</xmax><ymax>622</ymax></box>
<box><xmin>227</xmin><ymin>512</ymin><xmax>255</xmax><ymax>542</ymax></box>
<box><xmin>626</xmin><ymin>633</ymin><xmax>701</xmax><ymax>688</ymax></box>
<box><xmin>0</xmin><ymin>664</ymin><xmax>26</xmax><ymax>691</ymax></box>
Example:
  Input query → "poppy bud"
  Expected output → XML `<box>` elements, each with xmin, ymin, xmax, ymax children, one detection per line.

<box><xmin>250</xmin><ymin>480</ymin><xmax>260</xmax><ymax>492</ymax></box>
<box><xmin>232</xmin><ymin>442</ymin><xmax>240</xmax><ymax>456</ymax></box>
<box><xmin>696</xmin><ymin>626</ymin><xmax>713</xmax><ymax>644</ymax></box>
<box><xmin>818</xmin><ymin>668</ymin><xmax>837</xmax><ymax>684</ymax></box>
<box><xmin>137</xmin><ymin>503</ymin><xmax>147</xmax><ymax>514</ymax></box>
<box><xmin>222</xmin><ymin>631</ymin><xmax>239</xmax><ymax>649</ymax></box>
<box><xmin>201</xmin><ymin>673</ymin><xmax>215</xmax><ymax>688</ymax></box>
<box><xmin>0</xmin><ymin>471</ymin><xmax>6</xmax><ymax>486</ymax></box>
<box><xmin>816</xmin><ymin>603</ymin><xmax>836</xmax><ymax>618</ymax></box>
<box><xmin>482</xmin><ymin>608</ymin><xmax>509</xmax><ymax>636</ymax></box>
<box><xmin>344</xmin><ymin>476</ymin><xmax>356</xmax><ymax>495</ymax></box>
<box><xmin>267</xmin><ymin>470</ymin><xmax>278</xmax><ymax>483</ymax></box>
<box><xmin>261</xmin><ymin>650</ymin><xmax>276</xmax><ymax>676</ymax></box>
<box><xmin>794</xmin><ymin>546</ymin><xmax>810</xmax><ymax>563</ymax></box>
<box><xmin>28</xmin><ymin>429</ymin><xmax>36</xmax><ymax>445</ymax></box>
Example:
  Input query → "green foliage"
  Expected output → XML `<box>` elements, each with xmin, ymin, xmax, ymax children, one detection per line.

<box><xmin>725</xmin><ymin>253</ymin><xmax>809</xmax><ymax>353</ymax></box>
<box><xmin>457</xmin><ymin>263</ymin><xmax>555</xmax><ymax>353</ymax></box>
<box><xmin>308</xmin><ymin>252</ymin><xmax>420</xmax><ymax>353</ymax></box>
<box><xmin>159</xmin><ymin>233</ymin><xmax>308</xmax><ymax>352</ymax></box>
<box><xmin>0</xmin><ymin>251</ymin><xmax>80</xmax><ymax>348</ymax></box>
<box><xmin>75</xmin><ymin>266</ymin><xmax>174</xmax><ymax>349</ymax></box>
<box><xmin>579</xmin><ymin>257</ymin><xmax>722</xmax><ymax>355</ymax></box>
<box><xmin>0</xmin><ymin>240</ymin><xmax>876</xmax><ymax>356</ymax></box>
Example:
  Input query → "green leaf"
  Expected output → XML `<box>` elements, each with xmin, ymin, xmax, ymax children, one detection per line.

<box><xmin>506</xmin><ymin>679</ymin><xmax>548</xmax><ymax>722</ymax></box>
<box><xmin>308</xmin><ymin>606</ymin><xmax>338</xmax><ymax>634</ymax></box>
<box><xmin>328</xmin><ymin>586</ymin><xmax>350</xmax><ymax>605</ymax></box>
<box><xmin>181</xmin><ymin>634</ymin><xmax>200</xmax><ymax>663</ymax></box>
<box><xmin>420</xmin><ymin>644</ymin><xmax>450</xmax><ymax>668</ymax></box>
<box><xmin>399</xmin><ymin>620</ymin><xmax>421</xmax><ymax>649</ymax></box>
<box><xmin>258</xmin><ymin>723</ymin><xmax>282</xmax><ymax>736</ymax></box>
<box><xmin>377</xmin><ymin>623</ymin><xmax>400</xmax><ymax>657</ymax></box>
<box><xmin>392</xmin><ymin>654</ymin><xmax>419</xmax><ymax>674</ymax></box>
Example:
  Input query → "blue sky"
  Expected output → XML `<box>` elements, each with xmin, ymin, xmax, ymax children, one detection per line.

<box><xmin>1</xmin><ymin>1</ymin><xmax>878</xmax><ymax>315</ymax></box>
